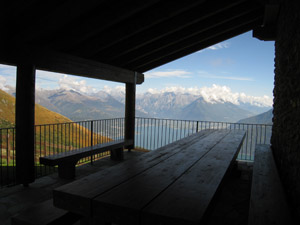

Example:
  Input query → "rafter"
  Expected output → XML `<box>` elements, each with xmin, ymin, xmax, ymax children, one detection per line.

<box><xmin>110</xmin><ymin>1</ymin><xmax>260</xmax><ymax>67</ymax></box>
<box><xmin>12</xmin><ymin>0</ymin><xmax>107</xmax><ymax>44</ymax></box>
<box><xmin>0</xmin><ymin>1</ymin><xmax>265</xmax><ymax>76</ymax></box>
<box><xmin>92</xmin><ymin>0</ymin><xmax>248</xmax><ymax>62</ymax></box>
<box><xmin>125</xmin><ymin>11</ymin><xmax>262</xmax><ymax>71</ymax></box>
<box><xmin>47</xmin><ymin>0</ymin><xmax>162</xmax><ymax>52</ymax></box>
<box><xmin>135</xmin><ymin>19</ymin><xmax>262</xmax><ymax>72</ymax></box>
<box><xmin>72</xmin><ymin>0</ymin><xmax>206</xmax><ymax>57</ymax></box>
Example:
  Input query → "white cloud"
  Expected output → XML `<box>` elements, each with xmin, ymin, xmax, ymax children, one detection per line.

<box><xmin>101</xmin><ymin>85</ymin><xmax>125</xmax><ymax>102</ymax></box>
<box><xmin>198</xmin><ymin>42</ymin><xmax>230</xmax><ymax>53</ymax></box>
<box><xmin>102</xmin><ymin>85</ymin><xmax>125</xmax><ymax>94</ymax></box>
<box><xmin>198</xmin><ymin>71</ymin><xmax>253</xmax><ymax>81</ymax></box>
<box><xmin>0</xmin><ymin>64</ymin><xmax>16</xmax><ymax>87</ymax></box>
<box><xmin>208</xmin><ymin>42</ymin><xmax>230</xmax><ymax>50</ymax></box>
<box><xmin>199</xmin><ymin>84</ymin><xmax>240</xmax><ymax>104</ymax></box>
<box><xmin>145</xmin><ymin>88</ymin><xmax>160</xmax><ymax>94</ymax></box>
<box><xmin>143</xmin><ymin>84</ymin><xmax>273</xmax><ymax>107</ymax></box>
<box><xmin>145</xmin><ymin>70</ymin><xmax>191</xmax><ymax>79</ymax></box>
<box><xmin>58</xmin><ymin>75</ymin><xmax>97</xmax><ymax>93</ymax></box>
<box><xmin>238</xmin><ymin>93</ymin><xmax>273</xmax><ymax>107</ymax></box>
<box><xmin>0</xmin><ymin>75</ymin><xmax>8</xmax><ymax>90</ymax></box>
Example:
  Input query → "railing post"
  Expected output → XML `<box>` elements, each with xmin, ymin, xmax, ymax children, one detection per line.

<box><xmin>90</xmin><ymin>120</ymin><xmax>94</xmax><ymax>165</ymax></box>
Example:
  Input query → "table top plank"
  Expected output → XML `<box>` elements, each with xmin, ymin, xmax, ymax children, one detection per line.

<box><xmin>92</xmin><ymin>130</ymin><xmax>232</xmax><ymax>225</ymax></box>
<box><xmin>141</xmin><ymin>130</ymin><xmax>246</xmax><ymax>225</ymax></box>
<box><xmin>53</xmin><ymin>129</ymin><xmax>215</xmax><ymax>216</ymax></box>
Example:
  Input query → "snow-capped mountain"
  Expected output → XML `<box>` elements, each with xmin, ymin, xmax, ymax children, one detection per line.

<box><xmin>1</xmin><ymin>85</ymin><xmax>272</xmax><ymax>123</ymax></box>
<box><xmin>35</xmin><ymin>88</ymin><xmax>147</xmax><ymax>121</ymax></box>
<box><xmin>136</xmin><ymin>92</ymin><xmax>199</xmax><ymax>118</ymax></box>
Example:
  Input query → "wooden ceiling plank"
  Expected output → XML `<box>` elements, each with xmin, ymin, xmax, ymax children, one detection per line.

<box><xmin>93</xmin><ymin>0</ymin><xmax>249</xmax><ymax>61</ymax></box>
<box><xmin>111</xmin><ymin>2</ymin><xmax>261</xmax><ymax>66</ymax></box>
<box><xmin>13</xmin><ymin>0</ymin><xmax>107</xmax><ymax>44</ymax></box>
<box><xmin>1</xmin><ymin>1</ymin><xmax>65</xmax><ymax>44</ymax></box>
<box><xmin>125</xmin><ymin>11</ymin><xmax>263</xmax><ymax>70</ymax></box>
<box><xmin>135</xmin><ymin>19</ymin><xmax>262</xmax><ymax>73</ymax></box>
<box><xmin>1</xmin><ymin>0</ymin><xmax>37</xmax><ymax>19</ymax></box>
<box><xmin>72</xmin><ymin>0</ymin><xmax>206</xmax><ymax>57</ymax></box>
<box><xmin>0</xmin><ymin>47</ymin><xmax>144</xmax><ymax>84</ymax></box>
<box><xmin>50</xmin><ymin>0</ymin><xmax>161</xmax><ymax>52</ymax></box>
<box><xmin>253</xmin><ymin>3</ymin><xmax>280</xmax><ymax>41</ymax></box>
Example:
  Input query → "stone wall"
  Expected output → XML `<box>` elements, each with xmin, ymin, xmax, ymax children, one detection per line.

<box><xmin>272</xmin><ymin>0</ymin><xmax>300</xmax><ymax>221</ymax></box>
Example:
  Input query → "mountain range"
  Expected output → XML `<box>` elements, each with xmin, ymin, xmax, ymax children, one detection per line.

<box><xmin>3</xmin><ymin>86</ymin><xmax>272</xmax><ymax>123</ymax></box>
<box><xmin>36</xmin><ymin>89</ymin><xmax>130</xmax><ymax>121</ymax></box>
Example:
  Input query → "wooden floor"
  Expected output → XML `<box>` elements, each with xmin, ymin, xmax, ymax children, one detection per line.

<box><xmin>0</xmin><ymin>151</ymin><xmax>252</xmax><ymax>225</ymax></box>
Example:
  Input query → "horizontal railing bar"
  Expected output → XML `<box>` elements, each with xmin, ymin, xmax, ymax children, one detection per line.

<box><xmin>135</xmin><ymin>117</ymin><xmax>273</xmax><ymax>127</ymax></box>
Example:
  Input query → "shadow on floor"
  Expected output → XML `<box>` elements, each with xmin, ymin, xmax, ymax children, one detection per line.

<box><xmin>205</xmin><ymin>161</ymin><xmax>253</xmax><ymax>225</ymax></box>
<box><xmin>0</xmin><ymin>151</ymin><xmax>252</xmax><ymax>225</ymax></box>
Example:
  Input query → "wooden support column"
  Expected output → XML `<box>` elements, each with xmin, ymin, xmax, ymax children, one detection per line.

<box><xmin>16</xmin><ymin>64</ymin><xmax>36</xmax><ymax>186</ymax></box>
<box><xmin>124</xmin><ymin>72</ymin><xmax>136</xmax><ymax>151</ymax></box>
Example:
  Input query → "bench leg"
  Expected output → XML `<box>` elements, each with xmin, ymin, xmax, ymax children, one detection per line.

<box><xmin>58</xmin><ymin>162</ymin><xmax>76</xmax><ymax>179</ymax></box>
<box><xmin>110</xmin><ymin>147</ymin><xmax>124</xmax><ymax>161</ymax></box>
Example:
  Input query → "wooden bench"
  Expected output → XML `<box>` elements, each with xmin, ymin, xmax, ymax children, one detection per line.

<box><xmin>249</xmin><ymin>144</ymin><xmax>294</xmax><ymax>225</ymax></box>
<box><xmin>53</xmin><ymin>129</ymin><xmax>246</xmax><ymax>225</ymax></box>
<box><xmin>11</xmin><ymin>199</ymin><xmax>81</xmax><ymax>225</ymax></box>
<box><xmin>40</xmin><ymin>140</ymin><xmax>126</xmax><ymax>179</ymax></box>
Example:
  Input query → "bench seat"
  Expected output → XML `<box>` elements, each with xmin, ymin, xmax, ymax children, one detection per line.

<box><xmin>40</xmin><ymin>140</ymin><xmax>125</xmax><ymax>179</ymax></box>
<box><xmin>11</xmin><ymin>199</ymin><xmax>81</xmax><ymax>225</ymax></box>
<box><xmin>249</xmin><ymin>144</ymin><xmax>294</xmax><ymax>225</ymax></box>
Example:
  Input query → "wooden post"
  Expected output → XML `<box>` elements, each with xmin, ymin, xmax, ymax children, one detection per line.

<box><xmin>124</xmin><ymin>72</ymin><xmax>136</xmax><ymax>151</ymax></box>
<box><xmin>15</xmin><ymin>64</ymin><xmax>36</xmax><ymax>186</ymax></box>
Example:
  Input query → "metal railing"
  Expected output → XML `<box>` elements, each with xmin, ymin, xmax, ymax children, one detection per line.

<box><xmin>1</xmin><ymin>117</ymin><xmax>271</xmax><ymax>188</ymax></box>
<box><xmin>0</xmin><ymin>118</ymin><xmax>124</xmax><ymax>187</ymax></box>
<box><xmin>0</xmin><ymin>127</ymin><xmax>16</xmax><ymax>187</ymax></box>
<box><xmin>135</xmin><ymin>117</ymin><xmax>272</xmax><ymax>161</ymax></box>
<box><xmin>34</xmin><ymin>118</ymin><xmax>125</xmax><ymax>178</ymax></box>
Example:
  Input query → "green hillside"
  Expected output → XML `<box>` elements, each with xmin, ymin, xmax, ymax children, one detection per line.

<box><xmin>0</xmin><ymin>89</ymin><xmax>110</xmax><ymax>167</ymax></box>
<box><xmin>0</xmin><ymin>89</ymin><xmax>73</xmax><ymax>127</ymax></box>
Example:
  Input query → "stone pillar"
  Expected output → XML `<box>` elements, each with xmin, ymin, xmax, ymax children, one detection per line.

<box><xmin>15</xmin><ymin>64</ymin><xmax>36</xmax><ymax>186</ymax></box>
<box><xmin>272</xmin><ymin>0</ymin><xmax>300</xmax><ymax>221</ymax></box>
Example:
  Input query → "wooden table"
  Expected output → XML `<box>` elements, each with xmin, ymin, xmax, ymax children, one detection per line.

<box><xmin>53</xmin><ymin>129</ymin><xmax>246</xmax><ymax>225</ymax></box>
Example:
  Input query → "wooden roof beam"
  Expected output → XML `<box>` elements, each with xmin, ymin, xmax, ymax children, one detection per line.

<box><xmin>136</xmin><ymin>19</ymin><xmax>262</xmax><ymax>73</ymax></box>
<box><xmin>0</xmin><ymin>46</ymin><xmax>144</xmax><ymax>84</ymax></box>
<box><xmin>46</xmin><ymin>0</ymin><xmax>161</xmax><ymax>52</ymax></box>
<box><xmin>94</xmin><ymin>0</ymin><xmax>249</xmax><ymax>63</ymax></box>
<box><xmin>253</xmin><ymin>3</ymin><xmax>280</xmax><ymax>41</ymax></box>
<box><xmin>126</xmin><ymin>10</ymin><xmax>263</xmax><ymax>71</ymax></box>
<box><xmin>12</xmin><ymin>0</ymin><xmax>107</xmax><ymax>44</ymax></box>
<box><xmin>73</xmin><ymin>0</ymin><xmax>206</xmax><ymax>57</ymax></box>
<box><xmin>111</xmin><ymin>2</ymin><xmax>261</xmax><ymax>67</ymax></box>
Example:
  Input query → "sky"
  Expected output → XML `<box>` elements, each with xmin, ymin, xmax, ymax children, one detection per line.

<box><xmin>0</xmin><ymin>31</ymin><xmax>275</xmax><ymax>106</ymax></box>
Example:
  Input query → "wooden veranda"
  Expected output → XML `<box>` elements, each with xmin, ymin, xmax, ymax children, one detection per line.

<box><xmin>0</xmin><ymin>0</ymin><xmax>274</xmax><ymax>186</ymax></box>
